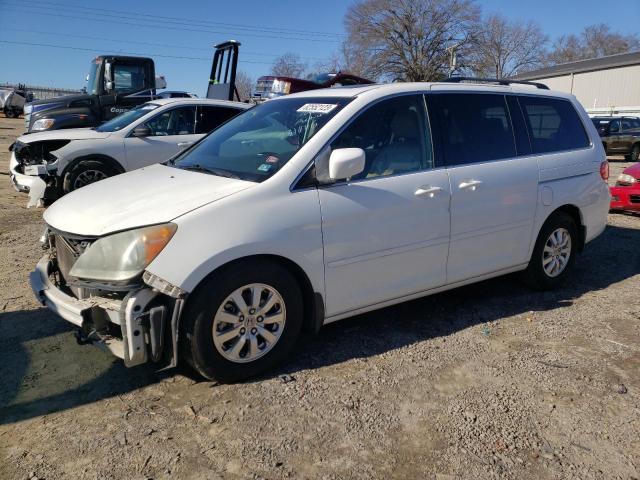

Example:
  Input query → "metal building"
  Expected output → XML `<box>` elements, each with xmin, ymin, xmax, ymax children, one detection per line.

<box><xmin>512</xmin><ymin>51</ymin><xmax>640</xmax><ymax>116</ymax></box>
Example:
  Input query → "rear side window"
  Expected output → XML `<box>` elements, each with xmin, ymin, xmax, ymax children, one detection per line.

<box><xmin>196</xmin><ymin>106</ymin><xmax>242</xmax><ymax>134</ymax></box>
<box><xmin>518</xmin><ymin>96</ymin><xmax>590</xmax><ymax>154</ymax></box>
<box><xmin>428</xmin><ymin>93</ymin><xmax>516</xmax><ymax>166</ymax></box>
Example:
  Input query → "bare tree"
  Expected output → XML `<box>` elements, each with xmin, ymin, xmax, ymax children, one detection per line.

<box><xmin>234</xmin><ymin>70</ymin><xmax>253</xmax><ymax>102</ymax></box>
<box><xmin>271</xmin><ymin>53</ymin><xmax>307</xmax><ymax>78</ymax></box>
<box><xmin>470</xmin><ymin>15</ymin><xmax>547</xmax><ymax>78</ymax></box>
<box><xmin>547</xmin><ymin>24</ymin><xmax>640</xmax><ymax>65</ymax></box>
<box><xmin>343</xmin><ymin>0</ymin><xmax>481</xmax><ymax>82</ymax></box>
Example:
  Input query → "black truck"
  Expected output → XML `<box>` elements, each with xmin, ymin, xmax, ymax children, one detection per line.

<box><xmin>24</xmin><ymin>55</ymin><xmax>161</xmax><ymax>132</ymax></box>
<box><xmin>24</xmin><ymin>41</ymin><xmax>243</xmax><ymax>133</ymax></box>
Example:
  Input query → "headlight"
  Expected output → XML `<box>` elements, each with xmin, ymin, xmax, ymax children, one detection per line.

<box><xmin>69</xmin><ymin>223</ymin><xmax>177</xmax><ymax>282</ymax></box>
<box><xmin>617</xmin><ymin>173</ymin><xmax>636</xmax><ymax>185</ymax></box>
<box><xmin>31</xmin><ymin>118</ymin><xmax>55</xmax><ymax>131</ymax></box>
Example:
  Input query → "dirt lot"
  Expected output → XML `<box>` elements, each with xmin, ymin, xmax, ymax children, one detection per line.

<box><xmin>0</xmin><ymin>113</ymin><xmax>638</xmax><ymax>480</ymax></box>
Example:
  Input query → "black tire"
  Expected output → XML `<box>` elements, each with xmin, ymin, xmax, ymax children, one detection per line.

<box><xmin>62</xmin><ymin>159</ymin><xmax>118</xmax><ymax>193</ymax></box>
<box><xmin>181</xmin><ymin>260</ymin><xmax>303</xmax><ymax>383</ymax></box>
<box><xmin>629</xmin><ymin>144</ymin><xmax>640</xmax><ymax>162</ymax></box>
<box><xmin>521</xmin><ymin>211</ymin><xmax>578</xmax><ymax>290</ymax></box>
<box><xmin>4</xmin><ymin>108</ymin><xmax>18</xmax><ymax>118</ymax></box>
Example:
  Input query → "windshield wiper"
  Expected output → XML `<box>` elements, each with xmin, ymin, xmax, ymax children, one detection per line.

<box><xmin>180</xmin><ymin>164</ymin><xmax>240</xmax><ymax>179</ymax></box>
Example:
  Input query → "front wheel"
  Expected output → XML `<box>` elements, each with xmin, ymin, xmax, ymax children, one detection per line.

<box><xmin>521</xmin><ymin>212</ymin><xmax>578</xmax><ymax>290</ymax></box>
<box><xmin>62</xmin><ymin>159</ymin><xmax>118</xmax><ymax>193</ymax></box>
<box><xmin>181</xmin><ymin>260</ymin><xmax>303</xmax><ymax>383</ymax></box>
<box><xmin>627</xmin><ymin>144</ymin><xmax>640</xmax><ymax>162</ymax></box>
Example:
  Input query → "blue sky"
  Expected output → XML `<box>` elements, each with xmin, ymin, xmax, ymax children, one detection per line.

<box><xmin>1</xmin><ymin>0</ymin><xmax>639</xmax><ymax>96</ymax></box>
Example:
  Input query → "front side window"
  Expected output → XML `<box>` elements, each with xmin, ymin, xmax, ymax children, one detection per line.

<box><xmin>171</xmin><ymin>96</ymin><xmax>352</xmax><ymax>182</ymax></box>
<box><xmin>330</xmin><ymin>94</ymin><xmax>432</xmax><ymax>180</ymax></box>
<box><xmin>95</xmin><ymin>103</ymin><xmax>160</xmax><ymax>132</ymax></box>
<box><xmin>112</xmin><ymin>64</ymin><xmax>147</xmax><ymax>92</ymax></box>
<box><xmin>429</xmin><ymin>93</ymin><xmax>516</xmax><ymax>166</ymax></box>
<box><xmin>195</xmin><ymin>105</ymin><xmax>243</xmax><ymax>134</ymax></box>
<box><xmin>143</xmin><ymin>106</ymin><xmax>196</xmax><ymax>136</ymax></box>
<box><xmin>519</xmin><ymin>96</ymin><xmax>590</xmax><ymax>153</ymax></box>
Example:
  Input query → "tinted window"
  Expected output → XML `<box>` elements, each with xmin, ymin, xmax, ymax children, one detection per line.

<box><xmin>518</xmin><ymin>96</ymin><xmax>590</xmax><ymax>153</ymax></box>
<box><xmin>330</xmin><ymin>94</ymin><xmax>432</xmax><ymax>180</ymax></box>
<box><xmin>196</xmin><ymin>106</ymin><xmax>242</xmax><ymax>134</ymax></box>
<box><xmin>144</xmin><ymin>106</ymin><xmax>196</xmax><ymax>136</ymax></box>
<box><xmin>608</xmin><ymin>119</ymin><xmax>621</xmax><ymax>133</ymax></box>
<box><xmin>429</xmin><ymin>93</ymin><xmax>515</xmax><ymax>165</ymax></box>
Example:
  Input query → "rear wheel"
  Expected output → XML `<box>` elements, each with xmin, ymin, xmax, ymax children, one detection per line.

<box><xmin>628</xmin><ymin>144</ymin><xmax>640</xmax><ymax>162</ymax></box>
<box><xmin>521</xmin><ymin>212</ymin><xmax>578</xmax><ymax>290</ymax></box>
<box><xmin>181</xmin><ymin>260</ymin><xmax>303</xmax><ymax>383</ymax></box>
<box><xmin>62</xmin><ymin>159</ymin><xmax>118</xmax><ymax>193</ymax></box>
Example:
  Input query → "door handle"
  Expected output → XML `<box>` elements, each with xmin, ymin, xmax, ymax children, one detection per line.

<box><xmin>458</xmin><ymin>179</ymin><xmax>482</xmax><ymax>191</ymax></box>
<box><xmin>177</xmin><ymin>142</ymin><xmax>194</xmax><ymax>148</ymax></box>
<box><xmin>414</xmin><ymin>185</ymin><xmax>443</xmax><ymax>198</ymax></box>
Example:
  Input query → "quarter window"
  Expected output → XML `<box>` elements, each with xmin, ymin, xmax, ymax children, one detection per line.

<box><xmin>518</xmin><ymin>96</ymin><xmax>590</xmax><ymax>153</ymax></box>
<box><xmin>429</xmin><ymin>93</ymin><xmax>516</xmax><ymax>166</ymax></box>
<box><xmin>143</xmin><ymin>106</ymin><xmax>196</xmax><ymax>136</ymax></box>
<box><xmin>330</xmin><ymin>95</ymin><xmax>432</xmax><ymax>180</ymax></box>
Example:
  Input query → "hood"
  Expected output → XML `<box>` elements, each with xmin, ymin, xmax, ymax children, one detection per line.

<box><xmin>17</xmin><ymin>128</ymin><xmax>112</xmax><ymax>143</ymax></box>
<box><xmin>622</xmin><ymin>162</ymin><xmax>640</xmax><ymax>179</ymax></box>
<box><xmin>28</xmin><ymin>93</ymin><xmax>91</xmax><ymax>111</ymax></box>
<box><xmin>44</xmin><ymin>164</ymin><xmax>254</xmax><ymax>236</ymax></box>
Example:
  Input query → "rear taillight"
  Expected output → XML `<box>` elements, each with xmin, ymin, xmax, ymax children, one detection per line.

<box><xmin>600</xmin><ymin>161</ymin><xmax>609</xmax><ymax>181</ymax></box>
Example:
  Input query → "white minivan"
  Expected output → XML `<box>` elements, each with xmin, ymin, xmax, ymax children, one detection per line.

<box><xmin>30</xmin><ymin>80</ymin><xmax>610</xmax><ymax>382</ymax></box>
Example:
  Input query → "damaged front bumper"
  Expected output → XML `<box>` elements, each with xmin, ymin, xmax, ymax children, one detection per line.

<box><xmin>9</xmin><ymin>151</ymin><xmax>52</xmax><ymax>207</ymax></box>
<box><xmin>30</xmin><ymin>254</ymin><xmax>184</xmax><ymax>368</ymax></box>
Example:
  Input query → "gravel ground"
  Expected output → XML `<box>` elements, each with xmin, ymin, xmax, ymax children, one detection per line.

<box><xmin>0</xmin><ymin>114</ymin><xmax>638</xmax><ymax>480</ymax></box>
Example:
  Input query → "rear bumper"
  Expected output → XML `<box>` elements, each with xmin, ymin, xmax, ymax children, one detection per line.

<box><xmin>610</xmin><ymin>185</ymin><xmax>640</xmax><ymax>212</ymax></box>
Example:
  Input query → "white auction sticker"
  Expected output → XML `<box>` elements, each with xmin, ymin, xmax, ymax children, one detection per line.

<box><xmin>297</xmin><ymin>103</ymin><xmax>338</xmax><ymax>114</ymax></box>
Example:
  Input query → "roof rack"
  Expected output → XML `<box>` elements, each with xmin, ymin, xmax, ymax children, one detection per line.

<box><xmin>441</xmin><ymin>77</ymin><xmax>550</xmax><ymax>90</ymax></box>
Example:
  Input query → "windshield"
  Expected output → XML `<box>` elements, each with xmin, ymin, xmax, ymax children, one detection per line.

<box><xmin>171</xmin><ymin>96</ymin><xmax>352</xmax><ymax>182</ymax></box>
<box><xmin>95</xmin><ymin>103</ymin><xmax>160</xmax><ymax>132</ymax></box>
<box><xmin>86</xmin><ymin>60</ymin><xmax>101</xmax><ymax>95</ymax></box>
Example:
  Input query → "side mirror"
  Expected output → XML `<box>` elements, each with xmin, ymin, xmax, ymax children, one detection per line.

<box><xmin>131</xmin><ymin>126</ymin><xmax>151</xmax><ymax>137</ymax></box>
<box><xmin>328</xmin><ymin>148</ymin><xmax>365</xmax><ymax>180</ymax></box>
<box><xmin>104</xmin><ymin>61</ymin><xmax>114</xmax><ymax>92</ymax></box>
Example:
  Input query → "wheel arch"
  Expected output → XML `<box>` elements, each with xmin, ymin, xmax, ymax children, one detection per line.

<box><xmin>60</xmin><ymin>154</ymin><xmax>126</xmax><ymax>179</ymax></box>
<box><xmin>187</xmin><ymin>254</ymin><xmax>324</xmax><ymax>335</ymax></box>
<box><xmin>546</xmin><ymin>204</ymin><xmax>585</xmax><ymax>252</ymax></box>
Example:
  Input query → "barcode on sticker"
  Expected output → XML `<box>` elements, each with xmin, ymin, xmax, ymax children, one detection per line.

<box><xmin>297</xmin><ymin>103</ymin><xmax>338</xmax><ymax>114</ymax></box>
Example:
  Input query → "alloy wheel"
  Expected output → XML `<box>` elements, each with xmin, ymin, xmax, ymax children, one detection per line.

<box><xmin>212</xmin><ymin>283</ymin><xmax>286</xmax><ymax>363</ymax></box>
<box><xmin>73</xmin><ymin>169</ymin><xmax>108</xmax><ymax>189</ymax></box>
<box><xmin>542</xmin><ymin>227</ymin><xmax>571</xmax><ymax>278</ymax></box>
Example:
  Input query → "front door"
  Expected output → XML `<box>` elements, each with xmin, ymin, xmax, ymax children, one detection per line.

<box><xmin>124</xmin><ymin>106</ymin><xmax>201</xmax><ymax>170</ymax></box>
<box><xmin>318</xmin><ymin>94</ymin><xmax>451</xmax><ymax>317</ymax></box>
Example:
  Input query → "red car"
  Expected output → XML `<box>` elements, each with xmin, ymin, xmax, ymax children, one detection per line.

<box><xmin>610</xmin><ymin>162</ymin><xmax>640</xmax><ymax>212</ymax></box>
<box><xmin>251</xmin><ymin>72</ymin><xmax>374</xmax><ymax>102</ymax></box>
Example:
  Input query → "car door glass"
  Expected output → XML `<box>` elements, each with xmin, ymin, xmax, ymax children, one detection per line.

<box><xmin>518</xmin><ymin>96</ymin><xmax>590</xmax><ymax>153</ymax></box>
<box><xmin>330</xmin><ymin>95</ymin><xmax>432</xmax><ymax>180</ymax></box>
<box><xmin>112</xmin><ymin>64</ymin><xmax>147</xmax><ymax>92</ymax></box>
<box><xmin>609</xmin><ymin>120</ymin><xmax>620</xmax><ymax>133</ymax></box>
<box><xmin>429</xmin><ymin>93</ymin><xmax>515</xmax><ymax>165</ymax></box>
<box><xmin>143</xmin><ymin>106</ymin><xmax>196</xmax><ymax>136</ymax></box>
<box><xmin>196</xmin><ymin>106</ymin><xmax>242</xmax><ymax>134</ymax></box>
